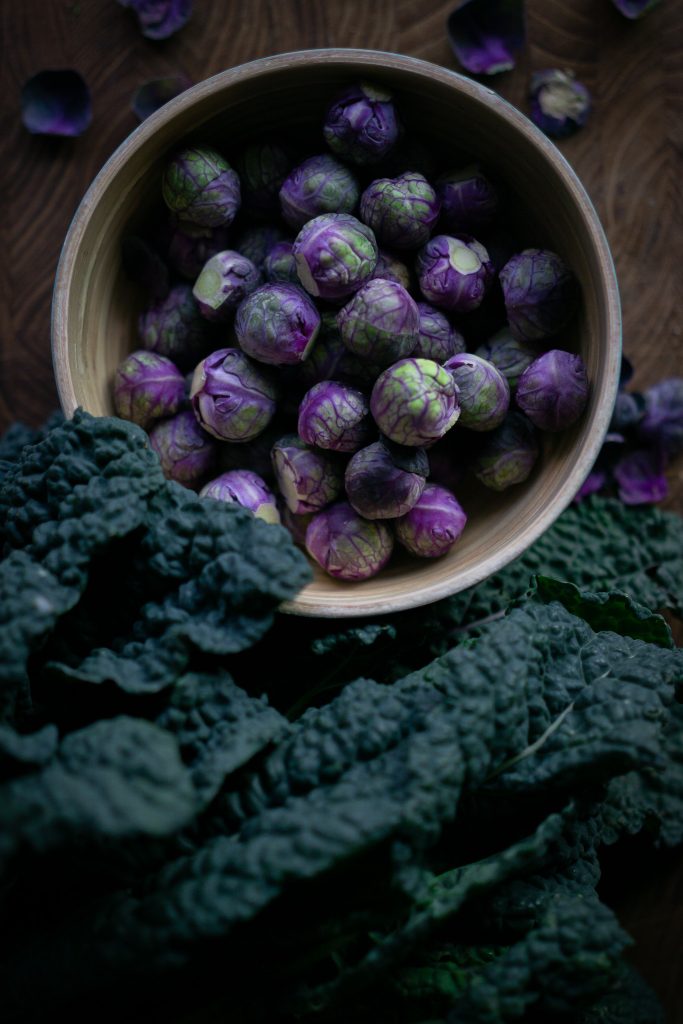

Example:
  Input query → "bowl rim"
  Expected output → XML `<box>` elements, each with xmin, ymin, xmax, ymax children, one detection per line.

<box><xmin>51</xmin><ymin>48</ymin><xmax>621</xmax><ymax>618</ymax></box>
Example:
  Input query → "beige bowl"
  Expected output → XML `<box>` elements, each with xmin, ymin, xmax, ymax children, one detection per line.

<box><xmin>52</xmin><ymin>49</ymin><xmax>621</xmax><ymax>618</ymax></box>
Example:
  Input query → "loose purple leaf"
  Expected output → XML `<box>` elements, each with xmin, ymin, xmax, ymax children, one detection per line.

<box><xmin>118</xmin><ymin>0</ymin><xmax>192</xmax><ymax>40</ymax></box>
<box><xmin>447</xmin><ymin>0</ymin><xmax>525</xmax><ymax>77</ymax></box>
<box><xmin>132</xmin><ymin>76</ymin><xmax>192</xmax><ymax>122</ymax></box>
<box><xmin>21</xmin><ymin>69</ymin><xmax>91</xmax><ymax>137</ymax></box>
<box><xmin>611</xmin><ymin>0</ymin><xmax>662</xmax><ymax>18</ymax></box>
<box><xmin>613</xmin><ymin>447</ymin><xmax>668</xmax><ymax>505</ymax></box>
<box><xmin>530</xmin><ymin>69</ymin><xmax>591</xmax><ymax>139</ymax></box>
<box><xmin>638</xmin><ymin>377</ymin><xmax>683</xmax><ymax>457</ymax></box>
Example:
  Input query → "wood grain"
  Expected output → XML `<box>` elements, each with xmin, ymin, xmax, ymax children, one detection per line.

<box><xmin>1</xmin><ymin>0</ymin><xmax>682</xmax><ymax>1015</ymax></box>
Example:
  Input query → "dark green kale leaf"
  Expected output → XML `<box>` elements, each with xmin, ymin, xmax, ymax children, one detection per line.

<box><xmin>446</xmin><ymin>888</ymin><xmax>630</xmax><ymax>1022</ymax></box>
<box><xmin>0</xmin><ymin>412</ymin><xmax>64</xmax><ymax>489</ymax></box>
<box><xmin>156</xmin><ymin>670</ymin><xmax>290</xmax><ymax>802</ymax></box>
<box><xmin>576</xmin><ymin>962</ymin><xmax>665</xmax><ymax>1024</ymax></box>
<box><xmin>0</xmin><ymin>716</ymin><xmax>198</xmax><ymax>871</ymax></box>
<box><xmin>0</xmin><ymin>721</ymin><xmax>58</xmax><ymax>778</ymax></box>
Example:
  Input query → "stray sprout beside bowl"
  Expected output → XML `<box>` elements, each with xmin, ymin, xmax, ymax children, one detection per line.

<box><xmin>51</xmin><ymin>49</ymin><xmax>621</xmax><ymax>618</ymax></box>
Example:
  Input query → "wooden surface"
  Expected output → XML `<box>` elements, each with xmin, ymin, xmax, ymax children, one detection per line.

<box><xmin>1</xmin><ymin>0</ymin><xmax>682</xmax><ymax>1016</ymax></box>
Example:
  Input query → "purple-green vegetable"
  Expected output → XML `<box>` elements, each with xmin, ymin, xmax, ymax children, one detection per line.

<box><xmin>337</xmin><ymin>278</ymin><xmax>419</xmax><ymax>367</ymax></box>
<box><xmin>131</xmin><ymin>76</ymin><xmax>191</xmax><ymax>121</ymax></box>
<box><xmin>416</xmin><ymin>234</ymin><xmax>494</xmax><ymax>312</ymax></box>
<box><xmin>293</xmin><ymin>213</ymin><xmax>378</xmax><ymax>301</ymax></box>
<box><xmin>235</xmin><ymin>283</ymin><xmax>321</xmax><ymax>366</ymax></box>
<box><xmin>610</xmin><ymin>0</ymin><xmax>662</xmax><ymax>18</ymax></box>
<box><xmin>436</xmin><ymin>165</ymin><xmax>499</xmax><ymax>233</ymax></box>
<box><xmin>446</xmin><ymin>0</ymin><xmax>525</xmax><ymax>76</ymax></box>
<box><xmin>192</xmin><ymin>250</ymin><xmax>261</xmax><ymax>322</ymax></box>
<box><xmin>297</xmin><ymin>380</ymin><xmax>372</xmax><ymax>453</ymax></box>
<box><xmin>236</xmin><ymin>142</ymin><xmax>291</xmax><ymax>218</ymax></box>
<box><xmin>21</xmin><ymin>69</ymin><xmax>91</xmax><ymax>137</ymax></box>
<box><xmin>444</xmin><ymin>352</ymin><xmax>510</xmax><ymax>430</ymax></box>
<box><xmin>345</xmin><ymin>440</ymin><xmax>428</xmax><ymax>519</ymax></box>
<box><xmin>148</xmin><ymin>408</ymin><xmax>216</xmax><ymax>486</ymax></box>
<box><xmin>530</xmin><ymin>70</ymin><xmax>591</xmax><ymax>139</ymax></box>
<box><xmin>279</xmin><ymin>154</ymin><xmax>360</xmax><ymax>229</ymax></box>
<box><xmin>138</xmin><ymin>283</ymin><xmax>207</xmax><ymax>369</ymax></box>
<box><xmin>472</xmin><ymin>411</ymin><xmax>539</xmax><ymax>490</ymax></box>
<box><xmin>371</xmin><ymin>357</ymin><xmax>461</xmax><ymax>447</ymax></box>
<box><xmin>114</xmin><ymin>350</ymin><xmax>185</xmax><ymax>429</ymax></box>
<box><xmin>394</xmin><ymin>483</ymin><xmax>467</xmax><ymax>557</ymax></box>
<box><xmin>271</xmin><ymin>434</ymin><xmax>343</xmax><ymax>514</ymax></box>
<box><xmin>167</xmin><ymin>222</ymin><xmax>232</xmax><ymax>280</ymax></box>
<box><xmin>190</xmin><ymin>348</ymin><xmax>278</xmax><ymax>442</ymax></box>
<box><xmin>359</xmin><ymin>172</ymin><xmax>440</xmax><ymax>250</ymax></box>
<box><xmin>323</xmin><ymin>82</ymin><xmax>400</xmax><ymax>166</ymax></box>
<box><xmin>199</xmin><ymin>469</ymin><xmax>281</xmax><ymax>523</ymax></box>
<box><xmin>235</xmin><ymin>224</ymin><xmax>288</xmax><ymax>270</ymax></box>
<box><xmin>499</xmin><ymin>248</ymin><xmax>578</xmax><ymax>341</ymax></box>
<box><xmin>414</xmin><ymin>302</ymin><xmax>466</xmax><ymax>362</ymax></box>
<box><xmin>297</xmin><ymin>312</ymin><xmax>369</xmax><ymax>388</ymax></box>
<box><xmin>516</xmin><ymin>349</ymin><xmax>589</xmax><ymax>432</ymax></box>
<box><xmin>475</xmin><ymin>326</ymin><xmax>538</xmax><ymax>389</ymax></box>
<box><xmin>117</xmin><ymin>0</ymin><xmax>192</xmax><ymax>40</ymax></box>
<box><xmin>305</xmin><ymin>501</ymin><xmax>394</xmax><ymax>580</ymax></box>
<box><xmin>162</xmin><ymin>146</ymin><xmax>240</xmax><ymax>228</ymax></box>
<box><xmin>263</xmin><ymin>241</ymin><xmax>299</xmax><ymax>285</ymax></box>
<box><xmin>369</xmin><ymin>251</ymin><xmax>412</xmax><ymax>290</ymax></box>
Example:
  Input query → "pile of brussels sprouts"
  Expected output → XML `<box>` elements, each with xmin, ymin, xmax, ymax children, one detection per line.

<box><xmin>114</xmin><ymin>81</ymin><xmax>589</xmax><ymax>582</ymax></box>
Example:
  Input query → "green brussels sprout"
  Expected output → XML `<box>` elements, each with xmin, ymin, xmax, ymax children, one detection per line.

<box><xmin>359</xmin><ymin>171</ymin><xmax>440</xmax><ymax>250</ymax></box>
<box><xmin>190</xmin><ymin>348</ymin><xmax>278</xmax><ymax>442</ymax></box>
<box><xmin>443</xmin><ymin>352</ymin><xmax>510</xmax><ymax>431</ymax></box>
<box><xmin>297</xmin><ymin>380</ymin><xmax>372</xmax><ymax>453</ymax></box>
<box><xmin>337</xmin><ymin>278</ymin><xmax>419</xmax><ymax>367</ymax></box>
<box><xmin>323</xmin><ymin>82</ymin><xmax>399</xmax><ymax>166</ymax></box>
<box><xmin>292</xmin><ymin>213</ymin><xmax>378</xmax><ymax>301</ymax></box>
<box><xmin>148</xmin><ymin>408</ymin><xmax>216</xmax><ymax>486</ymax></box>
<box><xmin>475</xmin><ymin>327</ymin><xmax>538</xmax><ymax>389</ymax></box>
<box><xmin>472</xmin><ymin>412</ymin><xmax>540</xmax><ymax>490</ymax></box>
<box><xmin>345</xmin><ymin>439</ymin><xmax>428</xmax><ymax>519</ymax></box>
<box><xmin>113</xmin><ymin>349</ymin><xmax>185</xmax><ymax>429</ymax></box>
<box><xmin>200</xmin><ymin>469</ymin><xmax>281</xmax><ymax>523</ymax></box>
<box><xmin>414</xmin><ymin>302</ymin><xmax>466</xmax><ymax>363</ymax></box>
<box><xmin>279</xmin><ymin>154</ymin><xmax>360</xmax><ymax>229</ymax></box>
<box><xmin>192</xmin><ymin>250</ymin><xmax>261</xmax><ymax>322</ymax></box>
<box><xmin>370</xmin><ymin>358</ymin><xmax>460</xmax><ymax>447</ymax></box>
<box><xmin>236</xmin><ymin>141</ymin><xmax>291</xmax><ymax>218</ymax></box>
<box><xmin>235</xmin><ymin>283</ymin><xmax>321</xmax><ymax>366</ymax></box>
<box><xmin>271</xmin><ymin>434</ymin><xmax>343</xmax><ymax>514</ymax></box>
<box><xmin>138</xmin><ymin>282</ymin><xmax>208</xmax><ymax>370</ymax></box>
<box><xmin>162</xmin><ymin>146</ymin><xmax>240</xmax><ymax>227</ymax></box>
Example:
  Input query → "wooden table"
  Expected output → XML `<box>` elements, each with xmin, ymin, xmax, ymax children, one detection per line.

<box><xmin>2</xmin><ymin>0</ymin><xmax>681</xmax><ymax>1017</ymax></box>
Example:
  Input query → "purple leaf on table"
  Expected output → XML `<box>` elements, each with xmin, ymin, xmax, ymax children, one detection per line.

<box><xmin>447</xmin><ymin>0</ymin><xmax>525</xmax><ymax>76</ymax></box>
<box><xmin>21</xmin><ymin>69</ymin><xmax>91</xmax><ymax>137</ymax></box>
<box><xmin>117</xmin><ymin>0</ymin><xmax>192</xmax><ymax>40</ymax></box>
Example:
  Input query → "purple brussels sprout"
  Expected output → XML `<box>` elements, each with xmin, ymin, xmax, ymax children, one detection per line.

<box><xmin>416</xmin><ymin>234</ymin><xmax>494</xmax><ymax>313</ymax></box>
<box><xmin>271</xmin><ymin>434</ymin><xmax>343</xmax><ymax>514</ymax></box>
<box><xmin>162</xmin><ymin>146</ymin><xmax>240</xmax><ymax>228</ymax></box>
<box><xmin>305</xmin><ymin>501</ymin><xmax>394</xmax><ymax>581</ymax></box>
<box><xmin>138</xmin><ymin>282</ymin><xmax>208</xmax><ymax>369</ymax></box>
<box><xmin>414</xmin><ymin>302</ymin><xmax>466</xmax><ymax>363</ymax></box>
<box><xmin>475</xmin><ymin>327</ymin><xmax>538</xmax><ymax>389</ymax></box>
<box><xmin>167</xmin><ymin>222</ymin><xmax>232</xmax><ymax>280</ymax></box>
<box><xmin>345</xmin><ymin>440</ymin><xmax>428</xmax><ymax>519</ymax></box>
<box><xmin>499</xmin><ymin>249</ymin><xmax>578</xmax><ymax>341</ymax></box>
<box><xmin>530</xmin><ymin>70</ymin><xmax>591</xmax><ymax>139</ymax></box>
<box><xmin>371</xmin><ymin>358</ymin><xmax>460</xmax><ymax>447</ymax></box>
<box><xmin>131</xmin><ymin>76</ymin><xmax>191</xmax><ymax>121</ymax></box>
<box><xmin>200</xmin><ymin>470</ymin><xmax>281</xmax><ymax>524</ymax></box>
<box><xmin>114</xmin><ymin>350</ymin><xmax>185</xmax><ymax>429</ymax></box>
<box><xmin>117</xmin><ymin>0</ymin><xmax>192</xmax><ymax>39</ymax></box>
<box><xmin>443</xmin><ymin>352</ymin><xmax>510</xmax><ymax>431</ymax></box>
<box><xmin>395</xmin><ymin>484</ymin><xmax>467</xmax><ymax>558</ymax></box>
<box><xmin>638</xmin><ymin>378</ymin><xmax>683</xmax><ymax>456</ymax></box>
<box><xmin>234</xmin><ymin>224</ymin><xmax>287</xmax><ymax>269</ymax></box>
<box><xmin>613</xmin><ymin>447</ymin><xmax>668</xmax><ymax>505</ymax></box>
<box><xmin>298</xmin><ymin>380</ymin><xmax>372</xmax><ymax>453</ymax></box>
<box><xmin>279</xmin><ymin>154</ymin><xmax>360</xmax><ymax>230</ymax></box>
<box><xmin>121</xmin><ymin>235</ymin><xmax>170</xmax><ymax>300</ymax></box>
<box><xmin>436</xmin><ymin>166</ymin><xmax>499</xmax><ymax>234</ymax></box>
<box><xmin>236</xmin><ymin>142</ymin><xmax>291</xmax><ymax>218</ymax></box>
<box><xmin>279</xmin><ymin>503</ymin><xmax>315</xmax><ymax>546</ymax></box>
<box><xmin>323</xmin><ymin>82</ymin><xmax>400</xmax><ymax>166</ymax></box>
<box><xmin>264</xmin><ymin>241</ymin><xmax>299</xmax><ymax>285</ymax></box>
<box><xmin>192</xmin><ymin>250</ymin><xmax>261</xmax><ymax>322</ymax></box>
<box><xmin>446</xmin><ymin>0</ymin><xmax>525</xmax><ymax>76</ymax></box>
<box><xmin>20</xmin><ymin>69</ymin><xmax>91</xmax><ymax>137</ymax></box>
<box><xmin>293</xmin><ymin>213</ymin><xmax>378</xmax><ymax>301</ymax></box>
<box><xmin>472</xmin><ymin>412</ymin><xmax>540</xmax><ymax>491</ymax></box>
<box><xmin>369</xmin><ymin>250</ymin><xmax>412</xmax><ymax>290</ymax></box>
<box><xmin>148</xmin><ymin>409</ymin><xmax>216</xmax><ymax>486</ymax></box>
<box><xmin>337</xmin><ymin>278</ymin><xmax>419</xmax><ymax>367</ymax></box>
<box><xmin>190</xmin><ymin>348</ymin><xmax>278</xmax><ymax>442</ymax></box>
<box><xmin>359</xmin><ymin>172</ymin><xmax>440</xmax><ymax>250</ymax></box>
<box><xmin>297</xmin><ymin>312</ymin><xmax>369</xmax><ymax>388</ymax></box>
<box><xmin>235</xmin><ymin>283</ymin><xmax>321</xmax><ymax>366</ymax></box>
<box><xmin>611</xmin><ymin>0</ymin><xmax>661</xmax><ymax>16</ymax></box>
<box><xmin>516</xmin><ymin>349</ymin><xmax>589</xmax><ymax>432</ymax></box>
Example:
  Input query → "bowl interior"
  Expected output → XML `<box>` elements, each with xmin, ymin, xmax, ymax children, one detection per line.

<box><xmin>53</xmin><ymin>51</ymin><xmax>620</xmax><ymax>617</ymax></box>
